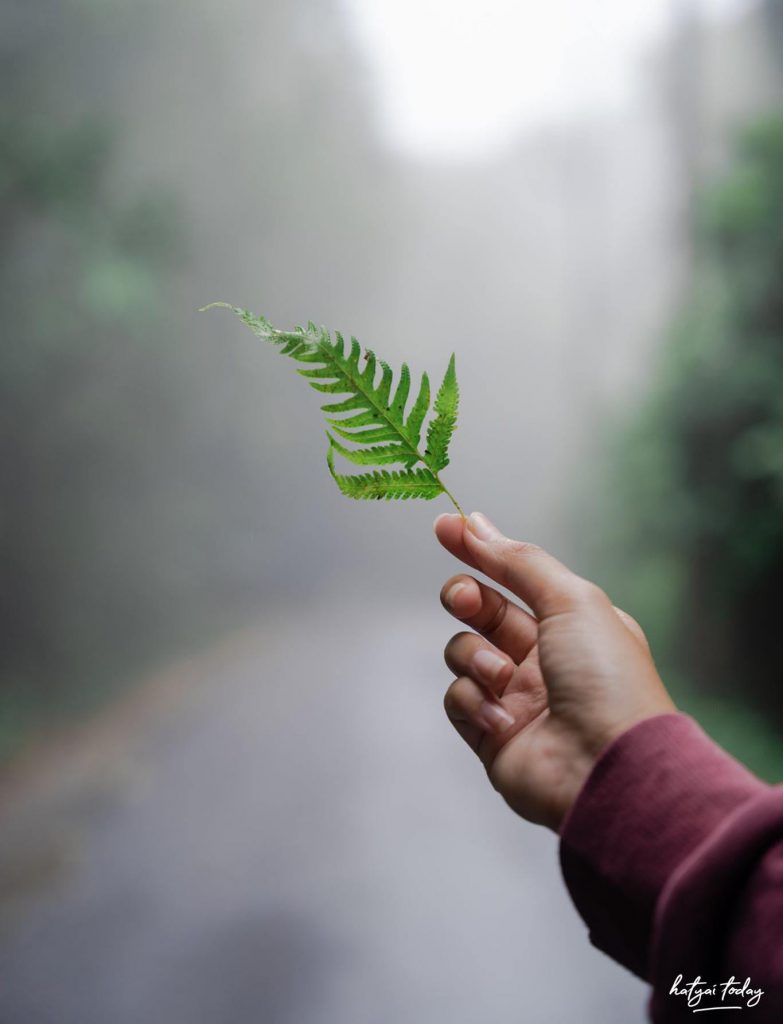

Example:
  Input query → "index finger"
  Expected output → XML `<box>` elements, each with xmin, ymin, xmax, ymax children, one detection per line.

<box><xmin>432</xmin><ymin>511</ymin><xmax>479</xmax><ymax>571</ymax></box>
<box><xmin>434</xmin><ymin>512</ymin><xmax>604</xmax><ymax>620</ymax></box>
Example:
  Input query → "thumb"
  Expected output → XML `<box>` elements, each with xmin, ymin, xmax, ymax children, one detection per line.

<box><xmin>462</xmin><ymin>512</ymin><xmax>603</xmax><ymax>620</ymax></box>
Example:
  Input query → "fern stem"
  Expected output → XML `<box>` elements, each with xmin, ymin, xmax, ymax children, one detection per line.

<box><xmin>437</xmin><ymin>478</ymin><xmax>465</xmax><ymax>518</ymax></box>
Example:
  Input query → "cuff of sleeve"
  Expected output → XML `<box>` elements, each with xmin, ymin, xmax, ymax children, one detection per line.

<box><xmin>558</xmin><ymin>712</ymin><xmax>766</xmax><ymax>978</ymax></box>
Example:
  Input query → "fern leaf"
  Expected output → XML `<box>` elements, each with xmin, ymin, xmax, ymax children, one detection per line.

<box><xmin>327</xmin><ymin>447</ymin><xmax>443</xmax><ymax>501</ymax></box>
<box><xmin>200</xmin><ymin>302</ymin><xmax>463</xmax><ymax>513</ymax></box>
<box><xmin>326</xmin><ymin>433</ymin><xmax>410</xmax><ymax>467</ymax></box>
<box><xmin>425</xmin><ymin>353</ymin><xmax>458</xmax><ymax>471</ymax></box>
<box><xmin>406</xmin><ymin>371</ymin><xmax>430</xmax><ymax>446</ymax></box>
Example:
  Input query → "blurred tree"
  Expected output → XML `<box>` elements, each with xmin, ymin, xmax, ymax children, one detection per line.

<box><xmin>593</xmin><ymin>113</ymin><xmax>783</xmax><ymax>773</ymax></box>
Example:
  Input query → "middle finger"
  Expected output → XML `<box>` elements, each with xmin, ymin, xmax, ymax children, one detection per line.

<box><xmin>441</xmin><ymin>574</ymin><xmax>539</xmax><ymax>664</ymax></box>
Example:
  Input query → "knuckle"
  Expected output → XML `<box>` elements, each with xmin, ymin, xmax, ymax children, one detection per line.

<box><xmin>479</xmin><ymin>593</ymin><xmax>508</xmax><ymax>637</ymax></box>
<box><xmin>573</xmin><ymin>578</ymin><xmax>607</xmax><ymax>605</ymax></box>
<box><xmin>613</xmin><ymin>604</ymin><xmax>637</xmax><ymax>628</ymax></box>
<box><xmin>613</xmin><ymin>605</ymin><xmax>649</xmax><ymax>645</ymax></box>
<box><xmin>504</xmin><ymin>539</ymin><xmax>544</xmax><ymax>559</ymax></box>
<box><xmin>492</xmin><ymin>540</ymin><xmax>544</xmax><ymax>589</ymax></box>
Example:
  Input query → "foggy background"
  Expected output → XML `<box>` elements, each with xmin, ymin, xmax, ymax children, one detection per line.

<box><xmin>2</xmin><ymin>1</ymin><xmax>783</xmax><ymax>1021</ymax></box>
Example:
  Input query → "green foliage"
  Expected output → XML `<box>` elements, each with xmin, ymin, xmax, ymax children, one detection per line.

<box><xmin>593</xmin><ymin>112</ymin><xmax>783</xmax><ymax>767</ymax></box>
<box><xmin>202</xmin><ymin>304</ymin><xmax>463</xmax><ymax>513</ymax></box>
<box><xmin>426</xmin><ymin>353</ymin><xmax>458</xmax><ymax>471</ymax></box>
<box><xmin>326</xmin><ymin>451</ymin><xmax>444</xmax><ymax>501</ymax></box>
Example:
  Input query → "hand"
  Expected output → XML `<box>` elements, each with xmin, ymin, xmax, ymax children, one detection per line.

<box><xmin>435</xmin><ymin>511</ymin><xmax>675</xmax><ymax>831</ymax></box>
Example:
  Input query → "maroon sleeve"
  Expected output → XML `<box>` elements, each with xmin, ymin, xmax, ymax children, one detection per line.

<box><xmin>558</xmin><ymin>713</ymin><xmax>783</xmax><ymax>1021</ymax></box>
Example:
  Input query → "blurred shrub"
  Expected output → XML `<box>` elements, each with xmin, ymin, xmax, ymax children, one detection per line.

<box><xmin>593</xmin><ymin>113</ymin><xmax>783</xmax><ymax>779</ymax></box>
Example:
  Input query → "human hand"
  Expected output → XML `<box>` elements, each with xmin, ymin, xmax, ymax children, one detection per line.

<box><xmin>435</xmin><ymin>512</ymin><xmax>676</xmax><ymax>831</ymax></box>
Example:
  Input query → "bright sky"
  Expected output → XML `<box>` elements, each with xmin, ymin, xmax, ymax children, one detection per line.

<box><xmin>343</xmin><ymin>0</ymin><xmax>760</xmax><ymax>158</ymax></box>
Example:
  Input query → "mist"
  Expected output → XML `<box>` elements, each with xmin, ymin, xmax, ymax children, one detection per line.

<box><xmin>2</xmin><ymin>1</ymin><xmax>782</xmax><ymax>1020</ymax></box>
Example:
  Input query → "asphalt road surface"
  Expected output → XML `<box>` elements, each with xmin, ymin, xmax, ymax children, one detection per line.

<box><xmin>0</xmin><ymin>603</ymin><xmax>647</xmax><ymax>1023</ymax></box>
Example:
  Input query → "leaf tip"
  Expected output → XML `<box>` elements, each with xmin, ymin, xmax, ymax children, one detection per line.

<box><xmin>198</xmin><ymin>301</ymin><xmax>234</xmax><ymax>313</ymax></box>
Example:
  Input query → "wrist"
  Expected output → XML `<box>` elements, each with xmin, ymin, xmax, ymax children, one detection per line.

<box><xmin>544</xmin><ymin>700</ymin><xmax>678</xmax><ymax>831</ymax></box>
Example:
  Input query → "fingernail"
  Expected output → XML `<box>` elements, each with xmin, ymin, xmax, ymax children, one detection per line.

<box><xmin>444</xmin><ymin>581</ymin><xmax>467</xmax><ymax>609</ymax></box>
<box><xmin>478</xmin><ymin>701</ymin><xmax>515</xmax><ymax>734</ymax></box>
<box><xmin>472</xmin><ymin>648</ymin><xmax>508</xmax><ymax>683</ymax></box>
<box><xmin>467</xmin><ymin>512</ymin><xmax>503</xmax><ymax>542</ymax></box>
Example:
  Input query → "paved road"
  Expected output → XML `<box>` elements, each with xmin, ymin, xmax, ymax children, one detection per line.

<box><xmin>0</xmin><ymin>604</ymin><xmax>647</xmax><ymax>1023</ymax></box>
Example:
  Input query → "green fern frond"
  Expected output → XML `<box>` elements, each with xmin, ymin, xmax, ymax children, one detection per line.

<box><xmin>200</xmin><ymin>302</ymin><xmax>463</xmax><ymax>514</ymax></box>
<box><xmin>325</xmin><ymin>433</ymin><xmax>410</xmax><ymax>467</ymax></box>
<box><xmin>326</xmin><ymin>446</ymin><xmax>443</xmax><ymax>500</ymax></box>
<box><xmin>425</xmin><ymin>353</ymin><xmax>458</xmax><ymax>471</ymax></box>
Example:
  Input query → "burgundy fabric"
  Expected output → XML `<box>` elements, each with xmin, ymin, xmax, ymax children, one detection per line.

<box><xmin>559</xmin><ymin>713</ymin><xmax>783</xmax><ymax>1021</ymax></box>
